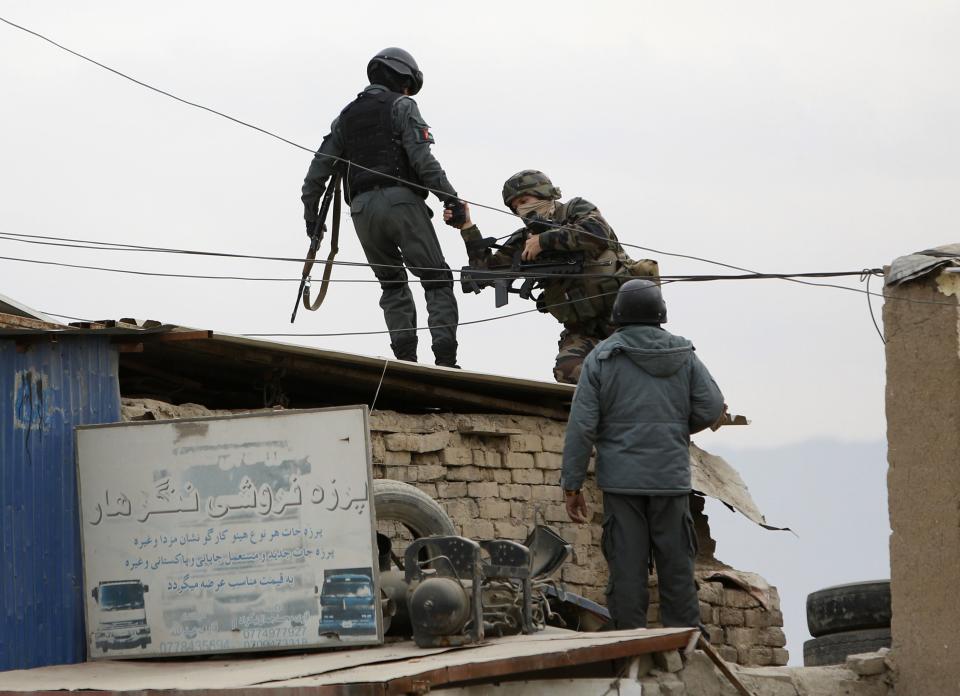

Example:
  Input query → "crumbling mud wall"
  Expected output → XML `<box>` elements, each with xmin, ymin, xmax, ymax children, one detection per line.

<box><xmin>120</xmin><ymin>399</ymin><xmax>787</xmax><ymax>667</ymax></box>
<box><xmin>366</xmin><ymin>409</ymin><xmax>787</xmax><ymax>667</ymax></box>
<box><xmin>885</xmin><ymin>266</ymin><xmax>960</xmax><ymax>695</ymax></box>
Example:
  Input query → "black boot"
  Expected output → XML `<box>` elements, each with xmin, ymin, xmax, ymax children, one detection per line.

<box><xmin>391</xmin><ymin>341</ymin><xmax>417</xmax><ymax>363</ymax></box>
<box><xmin>433</xmin><ymin>342</ymin><xmax>460</xmax><ymax>369</ymax></box>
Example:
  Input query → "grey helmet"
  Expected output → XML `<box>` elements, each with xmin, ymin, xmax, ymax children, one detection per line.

<box><xmin>367</xmin><ymin>47</ymin><xmax>424</xmax><ymax>95</ymax></box>
<box><xmin>610</xmin><ymin>279</ymin><xmax>667</xmax><ymax>325</ymax></box>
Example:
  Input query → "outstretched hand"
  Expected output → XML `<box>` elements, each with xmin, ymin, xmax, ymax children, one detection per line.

<box><xmin>443</xmin><ymin>200</ymin><xmax>470</xmax><ymax>229</ymax></box>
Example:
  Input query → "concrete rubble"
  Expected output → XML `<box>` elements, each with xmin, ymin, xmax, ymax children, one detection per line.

<box><xmin>625</xmin><ymin>648</ymin><xmax>892</xmax><ymax>696</ymax></box>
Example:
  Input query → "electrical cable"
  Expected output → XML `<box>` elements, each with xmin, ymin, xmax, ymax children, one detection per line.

<box><xmin>27</xmin><ymin>261</ymin><xmax>950</xmax><ymax>341</ymax></box>
<box><xmin>863</xmin><ymin>270</ymin><xmax>887</xmax><ymax>345</ymax></box>
<box><xmin>0</xmin><ymin>247</ymin><xmax>889</xmax><ymax>292</ymax></box>
<box><xmin>243</xmin><ymin>282</ymin><xmax>683</xmax><ymax>338</ymax></box>
<box><xmin>0</xmin><ymin>15</ymin><xmax>540</xmax><ymax>226</ymax></box>
<box><xmin>0</xmin><ymin>13</ymin><xmax>860</xmax><ymax>282</ymax></box>
<box><xmin>1</xmin><ymin>230</ymin><xmax>950</xmax><ymax>317</ymax></box>
<box><xmin>0</xmin><ymin>230</ymin><xmax>886</xmax><ymax>285</ymax></box>
<box><xmin>369</xmin><ymin>359</ymin><xmax>390</xmax><ymax>412</ymax></box>
<box><xmin>0</xmin><ymin>231</ymin><xmax>631</xmax><ymax>281</ymax></box>
<box><xmin>3</xmin><ymin>15</ymin><xmax>941</xmax><ymax>350</ymax></box>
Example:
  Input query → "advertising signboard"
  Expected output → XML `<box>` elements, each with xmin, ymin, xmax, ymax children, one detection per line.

<box><xmin>76</xmin><ymin>406</ymin><xmax>380</xmax><ymax>659</ymax></box>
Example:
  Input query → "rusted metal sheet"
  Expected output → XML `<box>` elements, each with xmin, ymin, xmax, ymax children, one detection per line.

<box><xmin>886</xmin><ymin>244</ymin><xmax>960</xmax><ymax>286</ymax></box>
<box><xmin>0</xmin><ymin>297</ymin><xmax>60</xmax><ymax>325</ymax></box>
<box><xmin>0</xmin><ymin>336</ymin><xmax>121</xmax><ymax>671</ymax></box>
<box><xmin>690</xmin><ymin>444</ymin><xmax>789</xmax><ymax>532</ymax></box>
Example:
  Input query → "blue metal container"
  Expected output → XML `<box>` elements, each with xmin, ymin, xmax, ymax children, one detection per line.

<box><xmin>0</xmin><ymin>335</ymin><xmax>121</xmax><ymax>671</ymax></box>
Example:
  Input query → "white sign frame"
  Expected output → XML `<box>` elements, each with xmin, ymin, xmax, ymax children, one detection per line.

<box><xmin>76</xmin><ymin>406</ymin><xmax>381</xmax><ymax>659</ymax></box>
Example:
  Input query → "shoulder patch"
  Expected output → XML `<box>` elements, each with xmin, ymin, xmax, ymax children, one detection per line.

<box><xmin>413</xmin><ymin>122</ymin><xmax>435</xmax><ymax>144</ymax></box>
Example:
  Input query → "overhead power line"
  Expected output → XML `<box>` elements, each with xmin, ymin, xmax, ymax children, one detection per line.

<box><xmin>0</xmin><ymin>16</ymin><xmax>931</xmax><ymax>346</ymax></box>
<box><xmin>0</xmin><ymin>230</ymin><xmax>884</xmax><ymax>284</ymax></box>
<box><xmin>0</xmin><ymin>15</ymin><xmax>532</xmax><ymax>225</ymax></box>
<box><xmin>0</xmin><ymin>14</ymin><xmax>845</xmax><ymax>280</ymax></box>
<box><xmin>0</xmin><ymin>239</ymin><xmax>885</xmax><ymax>291</ymax></box>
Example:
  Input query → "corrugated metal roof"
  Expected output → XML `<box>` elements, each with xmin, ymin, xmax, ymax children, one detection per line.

<box><xmin>886</xmin><ymin>244</ymin><xmax>960</xmax><ymax>286</ymax></box>
<box><xmin>0</xmin><ymin>316</ymin><xmax>574</xmax><ymax>419</ymax></box>
<box><xmin>0</xmin><ymin>295</ymin><xmax>60</xmax><ymax>325</ymax></box>
<box><xmin>0</xmin><ymin>335</ymin><xmax>122</xmax><ymax>671</ymax></box>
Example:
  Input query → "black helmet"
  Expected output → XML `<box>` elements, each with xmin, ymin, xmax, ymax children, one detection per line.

<box><xmin>367</xmin><ymin>47</ymin><xmax>424</xmax><ymax>95</ymax></box>
<box><xmin>610</xmin><ymin>279</ymin><xmax>667</xmax><ymax>325</ymax></box>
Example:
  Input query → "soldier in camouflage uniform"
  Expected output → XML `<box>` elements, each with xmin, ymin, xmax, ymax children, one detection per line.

<box><xmin>302</xmin><ymin>48</ymin><xmax>466</xmax><ymax>367</ymax></box>
<box><xmin>445</xmin><ymin>170</ymin><xmax>639</xmax><ymax>384</ymax></box>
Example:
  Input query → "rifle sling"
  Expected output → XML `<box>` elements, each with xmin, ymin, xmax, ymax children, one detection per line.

<box><xmin>302</xmin><ymin>176</ymin><xmax>342</xmax><ymax>312</ymax></box>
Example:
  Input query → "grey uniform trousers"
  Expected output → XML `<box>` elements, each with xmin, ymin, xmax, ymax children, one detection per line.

<box><xmin>601</xmin><ymin>492</ymin><xmax>701</xmax><ymax>629</ymax></box>
<box><xmin>349</xmin><ymin>187</ymin><xmax>459</xmax><ymax>363</ymax></box>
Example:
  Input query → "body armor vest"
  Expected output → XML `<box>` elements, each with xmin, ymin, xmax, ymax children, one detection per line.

<box><xmin>339</xmin><ymin>89</ymin><xmax>424</xmax><ymax>202</ymax></box>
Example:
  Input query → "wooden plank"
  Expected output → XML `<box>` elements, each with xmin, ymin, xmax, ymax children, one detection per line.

<box><xmin>435</xmin><ymin>630</ymin><xmax>694</xmax><ymax>688</ymax></box>
<box><xmin>457</xmin><ymin>424</ymin><xmax>524</xmax><ymax>436</ymax></box>
<box><xmin>0</xmin><ymin>312</ymin><xmax>67</xmax><ymax>330</ymax></box>
<box><xmin>0</xmin><ymin>641</ymin><xmax>452</xmax><ymax>692</ymax></box>
<box><xmin>0</xmin><ymin>631</ymin><xmax>697</xmax><ymax>696</ymax></box>
<box><xmin>150</xmin><ymin>330</ymin><xmax>213</xmax><ymax>342</ymax></box>
<box><xmin>268</xmin><ymin>630</ymin><xmax>696</xmax><ymax>691</ymax></box>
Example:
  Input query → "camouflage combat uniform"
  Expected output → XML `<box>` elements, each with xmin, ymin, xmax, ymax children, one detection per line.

<box><xmin>460</xmin><ymin>198</ymin><xmax>630</xmax><ymax>383</ymax></box>
<box><xmin>302</xmin><ymin>84</ymin><xmax>460</xmax><ymax>366</ymax></box>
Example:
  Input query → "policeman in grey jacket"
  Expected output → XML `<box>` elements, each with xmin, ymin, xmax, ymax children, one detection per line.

<box><xmin>302</xmin><ymin>48</ymin><xmax>465</xmax><ymax>367</ymax></box>
<box><xmin>561</xmin><ymin>279</ymin><xmax>725</xmax><ymax>630</ymax></box>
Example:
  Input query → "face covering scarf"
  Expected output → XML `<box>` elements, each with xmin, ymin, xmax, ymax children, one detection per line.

<box><xmin>515</xmin><ymin>198</ymin><xmax>557</xmax><ymax>220</ymax></box>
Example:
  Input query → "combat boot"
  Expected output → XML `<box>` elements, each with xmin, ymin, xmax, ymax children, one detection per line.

<box><xmin>391</xmin><ymin>340</ymin><xmax>417</xmax><ymax>363</ymax></box>
<box><xmin>433</xmin><ymin>341</ymin><xmax>460</xmax><ymax>369</ymax></box>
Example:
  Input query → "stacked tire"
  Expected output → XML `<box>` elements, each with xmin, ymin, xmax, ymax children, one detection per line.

<box><xmin>803</xmin><ymin>580</ymin><xmax>891</xmax><ymax>666</ymax></box>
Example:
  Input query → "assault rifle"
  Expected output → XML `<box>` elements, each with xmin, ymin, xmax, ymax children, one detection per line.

<box><xmin>460</xmin><ymin>236</ymin><xmax>585</xmax><ymax>308</ymax></box>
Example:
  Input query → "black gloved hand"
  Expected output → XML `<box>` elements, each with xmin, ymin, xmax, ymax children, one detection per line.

<box><xmin>444</xmin><ymin>199</ymin><xmax>467</xmax><ymax>228</ymax></box>
<box><xmin>306</xmin><ymin>220</ymin><xmax>327</xmax><ymax>238</ymax></box>
<box><xmin>522</xmin><ymin>215</ymin><xmax>554</xmax><ymax>235</ymax></box>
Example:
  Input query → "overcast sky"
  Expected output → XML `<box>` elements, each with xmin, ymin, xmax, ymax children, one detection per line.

<box><xmin>4</xmin><ymin>1</ymin><xmax>956</xmax><ymax>448</ymax></box>
<box><xmin>1</xmin><ymin>0</ymin><xmax>954</xmax><ymax>663</ymax></box>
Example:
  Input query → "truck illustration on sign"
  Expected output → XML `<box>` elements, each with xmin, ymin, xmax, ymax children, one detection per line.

<box><xmin>91</xmin><ymin>580</ymin><xmax>152</xmax><ymax>651</ymax></box>
<box><xmin>317</xmin><ymin>567</ymin><xmax>375</xmax><ymax>636</ymax></box>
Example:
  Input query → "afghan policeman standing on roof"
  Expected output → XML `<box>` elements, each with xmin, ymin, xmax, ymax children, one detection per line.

<box><xmin>561</xmin><ymin>279</ymin><xmax>725</xmax><ymax>632</ymax></box>
<box><xmin>445</xmin><ymin>171</ymin><xmax>653</xmax><ymax>383</ymax></box>
<box><xmin>302</xmin><ymin>48</ymin><xmax>467</xmax><ymax>367</ymax></box>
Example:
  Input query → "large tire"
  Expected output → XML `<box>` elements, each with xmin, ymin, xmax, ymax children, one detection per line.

<box><xmin>803</xmin><ymin>628</ymin><xmax>891</xmax><ymax>666</ymax></box>
<box><xmin>373</xmin><ymin>479</ymin><xmax>456</xmax><ymax>538</ymax></box>
<box><xmin>806</xmin><ymin>580</ymin><xmax>891</xmax><ymax>637</ymax></box>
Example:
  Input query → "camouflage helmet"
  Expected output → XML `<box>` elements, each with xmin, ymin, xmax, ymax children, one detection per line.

<box><xmin>501</xmin><ymin>170</ymin><xmax>561</xmax><ymax>209</ymax></box>
<box><xmin>367</xmin><ymin>47</ymin><xmax>424</xmax><ymax>95</ymax></box>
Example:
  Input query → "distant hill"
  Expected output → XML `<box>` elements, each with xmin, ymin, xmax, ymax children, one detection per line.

<box><xmin>701</xmin><ymin>439</ymin><xmax>889</xmax><ymax>666</ymax></box>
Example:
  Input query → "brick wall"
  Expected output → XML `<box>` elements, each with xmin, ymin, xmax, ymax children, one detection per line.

<box><xmin>120</xmin><ymin>399</ymin><xmax>787</xmax><ymax>667</ymax></box>
<box><xmin>369</xmin><ymin>409</ymin><xmax>788</xmax><ymax>667</ymax></box>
